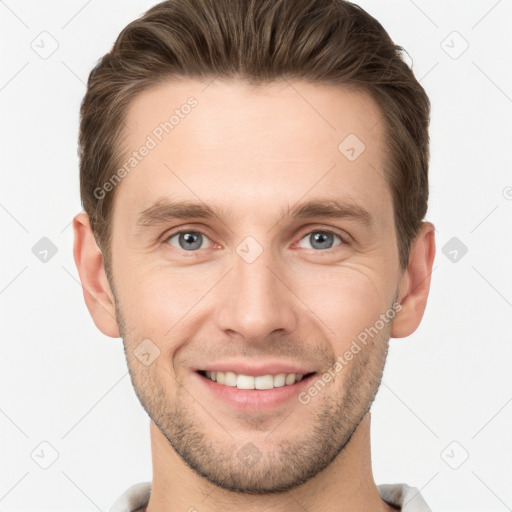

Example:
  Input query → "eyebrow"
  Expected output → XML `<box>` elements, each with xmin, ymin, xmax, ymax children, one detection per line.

<box><xmin>136</xmin><ymin>197</ymin><xmax>373</xmax><ymax>229</ymax></box>
<box><xmin>285</xmin><ymin>199</ymin><xmax>372</xmax><ymax>227</ymax></box>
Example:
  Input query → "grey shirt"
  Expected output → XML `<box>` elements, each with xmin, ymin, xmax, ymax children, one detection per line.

<box><xmin>109</xmin><ymin>481</ymin><xmax>432</xmax><ymax>511</ymax></box>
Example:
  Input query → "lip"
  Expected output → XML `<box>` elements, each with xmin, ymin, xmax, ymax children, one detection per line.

<box><xmin>195</xmin><ymin>361</ymin><xmax>315</xmax><ymax>376</ymax></box>
<box><xmin>193</xmin><ymin>370</ymin><xmax>317</xmax><ymax>411</ymax></box>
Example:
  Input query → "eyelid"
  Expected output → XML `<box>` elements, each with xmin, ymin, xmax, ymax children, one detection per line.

<box><xmin>163</xmin><ymin>226</ymin><xmax>215</xmax><ymax>250</ymax></box>
<box><xmin>295</xmin><ymin>225</ymin><xmax>352</xmax><ymax>245</ymax></box>
<box><xmin>161</xmin><ymin>224</ymin><xmax>213</xmax><ymax>241</ymax></box>
<box><xmin>161</xmin><ymin>224</ymin><xmax>352</xmax><ymax>252</ymax></box>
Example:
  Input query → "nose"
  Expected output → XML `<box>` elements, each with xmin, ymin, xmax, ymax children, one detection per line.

<box><xmin>215</xmin><ymin>245</ymin><xmax>298</xmax><ymax>343</ymax></box>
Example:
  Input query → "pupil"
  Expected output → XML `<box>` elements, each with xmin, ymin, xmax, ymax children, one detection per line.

<box><xmin>311</xmin><ymin>231</ymin><xmax>332</xmax><ymax>250</ymax></box>
<box><xmin>180</xmin><ymin>232</ymin><xmax>202</xmax><ymax>250</ymax></box>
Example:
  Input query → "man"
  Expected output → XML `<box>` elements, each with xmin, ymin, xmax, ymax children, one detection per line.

<box><xmin>73</xmin><ymin>0</ymin><xmax>436</xmax><ymax>510</ymax></box>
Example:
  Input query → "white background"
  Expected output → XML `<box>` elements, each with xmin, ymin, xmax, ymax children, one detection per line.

<box><xmin>1</xmin><ymin>0</ymin><xmax>511</xmax><ymax>510</ymax></box>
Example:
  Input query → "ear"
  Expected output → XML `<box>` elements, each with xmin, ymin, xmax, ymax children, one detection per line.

<box><xmin>72</xmin><ymin>212</ymin><xmax>120</xmax><ymax>338</ymax></box>
<box><xmin>391</xmin><ymin>221</ymin><xmax>436</xmax><ymax>338</ymax></box>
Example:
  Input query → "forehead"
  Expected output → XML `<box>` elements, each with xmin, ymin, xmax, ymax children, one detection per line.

<box><xmin>115</xmin><ymin>78</ymin><xmax>392</xmax><ymax>228</ymax></box>
<box><xmin>122</xmin><ymin>78</ymin><xmax>385</xmax><ymax>156</ymax></box>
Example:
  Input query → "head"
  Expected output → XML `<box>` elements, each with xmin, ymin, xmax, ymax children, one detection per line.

<box><xmin>74</xmin><ymin>0</ymin><xmax>435</xmax><ymax>494</ymax></box>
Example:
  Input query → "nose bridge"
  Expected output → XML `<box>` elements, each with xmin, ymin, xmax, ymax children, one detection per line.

<box><xmin>215</xmin><ymin>236</ymin><xmax>297</xmax><ymax>340</ymax></box>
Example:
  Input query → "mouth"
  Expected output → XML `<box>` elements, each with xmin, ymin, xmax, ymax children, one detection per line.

<box><xmin>197</xmin><ymin>370</ymin><xmax>315</xmax><ymax>389</ymax></box>
<box><xmin>194</xmin><ymin>370</ymin><xmax>318</xmax><ymax>411</ymax></box>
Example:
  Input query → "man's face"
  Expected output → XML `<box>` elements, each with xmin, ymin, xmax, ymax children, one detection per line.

<box><xmin>109</xmin><ymin>78</ymin><xmax>403</xmax><ymax>493</ymax></box>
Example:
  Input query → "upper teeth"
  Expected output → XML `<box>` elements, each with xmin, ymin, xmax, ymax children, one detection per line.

<box><xmin>205</xmin><ymin>371</ymin><xmax>304</xmax><ymax>389</ymax></box>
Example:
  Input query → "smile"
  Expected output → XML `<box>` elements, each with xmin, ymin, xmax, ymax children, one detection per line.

<box><xmin>199</xmin><ymin>370</ymin><xmax>310</xmax><ymax>389</ymax></box>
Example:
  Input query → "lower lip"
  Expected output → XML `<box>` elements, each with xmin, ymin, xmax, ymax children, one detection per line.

<box><xmin>194</xmin><ymin>372</ymin><xmax>316</xmax><ymax>411</ymax></box>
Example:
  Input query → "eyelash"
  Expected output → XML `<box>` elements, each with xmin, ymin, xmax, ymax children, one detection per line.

<box><xmin>162</xmin><ymin>226</ymin><xmax>350</xmax><ymax>254</ymax></box>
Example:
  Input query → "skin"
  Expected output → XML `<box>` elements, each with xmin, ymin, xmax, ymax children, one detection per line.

<box><xmin>73</xmin><ymin>78</ymin><xmax>435</xmax><ymax>512</ymax></box>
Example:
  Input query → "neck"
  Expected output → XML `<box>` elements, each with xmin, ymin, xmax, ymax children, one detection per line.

<box><xmin>145</xmin><ymin>413</ymin><xmax>396</xmax><ymax>512</ymax></box>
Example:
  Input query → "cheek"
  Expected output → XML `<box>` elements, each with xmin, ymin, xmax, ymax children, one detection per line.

<box><xmin>292</xmin><ymin>265</ymin><xmax>389</xmax><ymax>344</ymax></box>
<box><xmin>116</xmin><ymin>263</ymin><xmax>211</xmax><ymax>338</ymax></box>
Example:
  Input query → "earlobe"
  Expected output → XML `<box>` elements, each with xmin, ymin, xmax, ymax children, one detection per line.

<box><xmin>72</xmin><ymin>212</ymin><xmax>120</xmax><ymax>338</ymax></box>
<box><xmin>391</xmin><ymin>222</ymin><xmax>436</xmax><ymax>339</ymax></box>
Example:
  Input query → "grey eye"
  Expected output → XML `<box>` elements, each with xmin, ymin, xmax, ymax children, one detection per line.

<box><xmin>298</xmin><ymin>231</ymin><xmax>342</xmax><ymax>251</ymax></box>
<box><xmin>167</xmin><ymin>231</ymin><xmax>209</xmax><ymax>251</ymax></box>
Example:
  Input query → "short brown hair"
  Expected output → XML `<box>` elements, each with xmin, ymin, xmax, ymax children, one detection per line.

<box><xmin>79</xmin><ymin>0</ymin><xmax>430</xmax><ymax>270</ymax></box>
